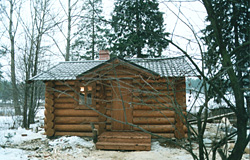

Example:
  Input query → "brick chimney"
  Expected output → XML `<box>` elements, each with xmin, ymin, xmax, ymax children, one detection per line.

<box><xmin>99</xmin><ymin>50</ymin><xmax>110</xmax><ymax>60</ymax></box>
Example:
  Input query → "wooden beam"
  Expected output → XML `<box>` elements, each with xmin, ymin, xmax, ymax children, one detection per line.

<box><xmin>54</xmin><ymin>109</ymin><xmax>99</xmax><ymax>117</ymax></box>
<box><xmin>54</xmin><ymin>124</ymin><xmax>99</xmax><ymax>132</ymax></box>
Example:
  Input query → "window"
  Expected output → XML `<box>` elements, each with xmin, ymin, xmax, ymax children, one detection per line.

<box><xmin>79</xmin><ymin>86</ymin><xmax>92</xmax><ymax>105</ymax></box>
<box><xmin>75</xmin><ymin>82</ymin><xmax>96</xmax><ymax>109</ymax></box>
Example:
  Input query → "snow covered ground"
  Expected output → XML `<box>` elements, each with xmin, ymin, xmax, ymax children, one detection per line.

<box><xmin>0</xmin><ymin>107</ymin><xmax>249</xmax><ymax>160</ymax></box>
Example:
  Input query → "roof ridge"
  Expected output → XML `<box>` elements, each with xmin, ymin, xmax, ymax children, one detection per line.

<box><xmin>59</xmin><ymin>60</ymin><xmax>106</xmax><ymax>63</ymax></box>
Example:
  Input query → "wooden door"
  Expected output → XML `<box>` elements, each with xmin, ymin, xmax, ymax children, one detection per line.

<box><xmin>111</xmin><ymin>79</ymin><xmax>133</xmax><ymax>131</ymax></box>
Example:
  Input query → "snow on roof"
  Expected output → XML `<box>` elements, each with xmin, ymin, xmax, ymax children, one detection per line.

<box><xmin>30</xmin><ymin>56</ymin><xmax>199</xmax><ymax>81</ymax></box>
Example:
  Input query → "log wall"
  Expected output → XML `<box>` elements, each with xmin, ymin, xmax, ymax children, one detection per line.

<box><xmin>45</xmin><ymin>80</ymin><xmax>98</xmax><ymax>137</ymax></box>
<box><xmin>130</xmin><ymin>77</ymin><xmax>186</xmax><ymax>138</ymax></box>
<box><xmin>44</xmin><ymin>76</ymin><xmax>187</xmax><ymax>139</ymax></box>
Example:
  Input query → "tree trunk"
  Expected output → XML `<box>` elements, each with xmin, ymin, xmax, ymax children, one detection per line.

<box><xmin>202</xmin><ymin>1</ymin><xmax>248</xmax><ymax>159</ymax></box>
<box><xmin>65</xmin><ymin>0</ymin><xmax>71</xmax><ymax>61</ymax></box>
<box><xmin>8</xmin><ymin>0</ymin><xmax>21</xmax><ymax>115</ymax></box>
<box><xmin>91</xmin><ymin>0</ymin><xmax>95</xmax><ymax>60</ymax></box>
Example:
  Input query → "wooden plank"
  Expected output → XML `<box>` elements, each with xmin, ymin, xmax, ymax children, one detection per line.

<box><xmin>111</xmin><ymin>79</ymin><xmax>133</xmax><ymax>131</ymax></box>
<box><xmin>98</xmin><ymin>137</ymin><xmax>150</xmax><ymax>143</ymax></box>
<box><xmin>55</xmin><ymin>132</ymin><xmax>93</xmax><ymax>137</ymax></box>
<box><xmin>54</xmin><ymin>117</ymin><xmax>99</xmax><ymax>124</ymax></box>
<box><xmin>99</xmin><ymin>131</ymin><xmax>151</xmax><ymax>138</ymax></box>
<box><xmin>54</xmin><ymin>109</ymin><xmax>99</xmax><ymax>117</ymax></box>
<box><xmin>96</xmin><ymin>142</ymin><xmax>151</xmax><ymax>151</ymax></box>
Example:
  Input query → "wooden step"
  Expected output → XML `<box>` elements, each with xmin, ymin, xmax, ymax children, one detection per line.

<box><xmin>96</xmin><ymin>142</ymin><xmax>151</xmax><ymax>151</ymax></box>
<box><xmin>98</xmin><ymin>137</ymin><xmax>151</xmax><ymax>143</ymax></box>
<box><xmin>96</xmin><ymin>131</ymin><xmax>151</xmax><ymax>151</ymax></box>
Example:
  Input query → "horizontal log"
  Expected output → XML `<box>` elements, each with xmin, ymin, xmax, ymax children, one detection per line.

<box><xmin>54</xmin><ymin>97</ymin><xmax>75</xmax><ymax>103</ymax></box>
<box><xmin>96</xmin><ymin>91</ymin><xmax>112</xmax><ymax>97</ymax></box>
<box><xmin>132</xmin><ymin>104</ymin><xmax>174</xmax><ymax>110</ymax></box>
<box><xmin>133</xmin><ymin>85</ymin><xmax>173</xmax><ymax>91</ymax></box>
<box><xmin>54</xmin><ymin>81</ymin><xmax>75</xmax><ymax>86</ymax></box>
<box><xmin>44</xmin><ymin>110</ymin><xmax>55</xmax><ymax>120</ymax></box>
<box><xmin>45</xmin><ymin>106</ymin><xmax>54</xmax><ymax>113</ymax></box>
<box><xmin>106</xmin><ymin>110</ymin><xmax>111</xmax><ymax>116</ymax></box>
<box><xmin>133</xmin><ymin>110</ymin><xmax>175</xmax><ymax>117</ymax></box>
<box><xmin>54</xmin><ymin>124</ymin><xmax>98</xmax><ymax>132</ymax></box>
<box><xmin>46</xmin><ymin>121</ymin><xmax>54</xmax><ymax>128</ymax></box>
<box><xmin>45</xmin><ymin>128</ymin><xmax>55</xmax><ymax>137</ymax></box>
<box><xmin>45</xmin><ymin>92</ymin><xmax>54</xmax><ymax>99</ymax></box>
<box><xmin>54</xmin><ymin>103</ymin><xmax>75</xmax><ymax>109</ymax></box>
<box><xmin>54</xmin><ymin>91</ymin><xmax>75</xmax><ymax>98</ymax></box>
<box><xmin>75</xmin><ymin>105</ymin><xmax>97</xmax><ymax>110</ymax></box>
<box><xmin>106</xmin><ymin>124</ymin><xmax>111</xmax><ymax>130</ymax></box>
<box><xmin>55</xmin><ymin>131</ymin><xmax>93</xmax><ymax>137</ymax></box>
<box><xmin>132</xmin><ymin>78</ymin><xmax>173</xmax><ymax>83</ymax></box>
<box><xmin>133</xmin><ymin>97</ymin><xmax>173</xmax><ymax>103</ymax></box>
<box><xmin>183</xmin><ymin>125</ymin><xmax>188</xmax><ymax>132</ymax></box>
<box><xmin>132</xmin><ymin>91</ymin><xmax>174</xmax><ymax>97</ymax></box>
<box><xmin>54</xmin><ymin>109</ymin><xmax>99</xmax><ymax>117</ymax></box>
<box><xmin>45</xmin><ymin>98</ymin><xmax>54</xmax><ymax>106</ymax></box>
<box><xmin>152</xmin><ymin>133</ymin><xmax>175</xmax><ymax>139</ymax></box>
<box><xmin>54</xmin><ymin>85</ymin><xmax>75</xmax><ymax>91</ymax></box>
<box><xmin>96</xmin><ymin>85</ymin><xmax>101</xmax><ymax>90</ymax></box>
<box><xmin>134</xmin><ymin>125</ymin><xmax>175</xmax><ymax>133</ymax></box>
<box><xmin>45</xmin><ymin>103</ymin><xmax>53</xmax><ymax>109</ymax></box>
<box><xmin>54</xmin><ymin>117</ymin><xmax>99</xmax><ymax>124</ymax></box>
<box><xmin>45</xmin><ymin>81</ymin><xmax>55</xmax><ymax>87</ymax></box>
<box><xmin>96</xmin><ymin>103</ymin><xmax>111</xmax><ymax>109</ymax></box>
<box><xmin>133</xmin><ymin>117</ymin><xmax>175</xmax><ymax>124</ymax></box>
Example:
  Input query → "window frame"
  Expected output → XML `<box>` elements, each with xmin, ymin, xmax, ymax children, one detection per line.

<box><xmin>74</xmin><ymin>81</ymin><xmax>96</xmax><ymax>109</ymax></box>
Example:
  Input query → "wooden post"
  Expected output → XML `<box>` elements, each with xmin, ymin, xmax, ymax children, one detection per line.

<box><xmin>45</xmin><ymin>81</ymin><xmax>55</xmax><ymax>137</ymax></box>
<box><xmin>174</xmin><ymin>78</ymin><xmax>186</xmax><ymax>139</ymax></box>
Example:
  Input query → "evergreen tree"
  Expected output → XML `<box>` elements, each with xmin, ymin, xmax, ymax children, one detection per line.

<box><xmin>110</xmin><ymin>0</ymin><xmax>169</xmax><ymax>58</ymax></box>
<box><xmin>72</xmin><ymin>0</ymin><xmax>108</xmax><ymax>60</ymax></box>
<box><xmin>202</xmin><ymin>0</ymin><xmax>249</xmax><ymax>159</ymax></box>
<box><xmin>202</xmin><ymin>0</ymin><xmax>250</xmax><ymax>101</ymax></box>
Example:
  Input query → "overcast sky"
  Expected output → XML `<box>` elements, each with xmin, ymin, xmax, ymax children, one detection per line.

<box><xmin>0</xmin><ymin>0</ymin><xmax>207</xmax><ymax>80</ymax></box>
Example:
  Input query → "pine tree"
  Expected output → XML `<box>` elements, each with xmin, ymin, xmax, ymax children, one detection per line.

<box><xmin>110</xmin><ymin>0</ymin><xmax>169</xmax><ymax>58</ymax></box>
<box><xmin>72</xmin><ymin>0</ymin><xmax>108</xmax><ymax>60</ymax></box>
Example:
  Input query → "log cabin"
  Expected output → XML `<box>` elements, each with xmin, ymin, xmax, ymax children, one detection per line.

<box><xmin>30</xmin><ymin>51</ymin><xmax>198</xmax><ymax>151</ymax></box>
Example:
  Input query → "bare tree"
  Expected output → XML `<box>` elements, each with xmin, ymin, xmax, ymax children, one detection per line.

<box><xmin>0</xmin><ymin>0</ymin><xmax>22</xmax><ymax>115</ymax></box>
<box><xmin>17</xmin><ymin>0</ymin><xmax>56</xmax><ymax>127</ymax></box>
<box><xmin>48</xmin><ymin>0</ymin><xmax>85</xmax><ymax>61</ymax></box>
